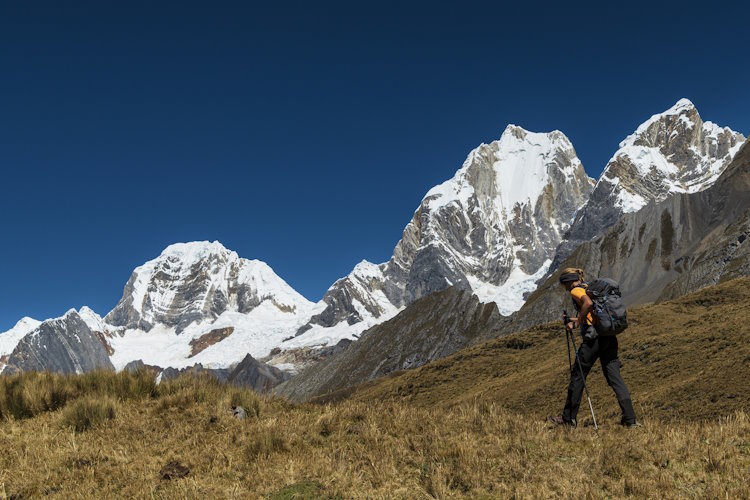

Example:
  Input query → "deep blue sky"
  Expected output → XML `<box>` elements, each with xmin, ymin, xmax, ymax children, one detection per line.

<box><xmin>1</xmin><ymin>1</ymin><xmax>748</xmax><ymax>330</ymax></box>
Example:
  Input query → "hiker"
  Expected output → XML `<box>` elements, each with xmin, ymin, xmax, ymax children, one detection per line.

<box><xmin>549</xmin><ymin>268</ymin><xmax>637</xmax><ymax>428</ymax></box>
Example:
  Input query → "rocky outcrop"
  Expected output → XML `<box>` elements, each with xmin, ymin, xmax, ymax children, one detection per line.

<box><xmin>299</xmin><ymin>126</ymin><xmax>594</xmax><ymax>334</ymax></box>
<box><xmin>278</xmin><ymin>287</ymin><xmax>502</xmax><ymax>402</ymax></box>
<box><xmin>122</xmin><ymin>359</ymin><xmax>162</xmax><ymax>375</ymax></box>
<box><xmin>503</xmin><ymin>140</ymin><xmax>750</xmax><ymax>334</ymax></box>
<box><xmin>262</xmin><ymin>339</ymin><xmax>353</xmax><ymax>374</ymax></box>
<box><xmin>228</xmin><ymin>354</ymin><xmax>291</xmax><ymax>393</ymax></box>
<box><xmin>550</xmin><ymin>99</ymin><xmax>745</xmax><ymax>272</ymax></box>
<box><xmin>4</xmin><ymin>311</ymin><xmax>115</xmax><ymax>375</ymax></box>
<box><xmin>189</xmin><ymin>327</ymin><xmax>235</xmax><ymax>357</ymax></box>
<box><xmin>153</xmin><ymin>354</ymin><xmax>290</xmax><ymax>393</ymax></box>
<box><xmin>159</xmin><ymin>364</ymin><xmax>231</xmax><ymax>383</ymax></box>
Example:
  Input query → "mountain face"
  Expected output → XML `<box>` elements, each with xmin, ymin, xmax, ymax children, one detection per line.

<box><xmin>551</xmin><ymin>99</ymin><xmax>746</xmax><ymax>271</ymax></box>
<box><xmin>300</xmin><ymin>126</ymin><xmax>594</xmax><ymax>335</ymax></box>
<box><xmin>228</xmin><ymin>354</ymin><xmax>291</xmax><ymax>393</ymax></box>
<box><xmin>278</xmin><ymin>287</ymin><xmax>503</xmax><ymax>402</ymax></box>
<box><xmin>0</xmin><ymin>242</ymin><xmax>335</xmax><ymax>375</ymax></box>
<box><xmin>0</xmin><ymin>317</ymin><xmax>42</xmax><ymax>372</ymax></box>
<box><xmin>4</xmin><ymin>311</ymin><xmax>114</xmax><ymax>375</ymax></box>
<box><xmin>106</xmin><ymin>241</ymin><xmax>314</xmax><ymax>334</ymax></box>
<box><xmin>3</xmin><ymin>100</ymin><xmax>744</xmax><ymax>379</ymax></box>
<box><xmin>505</xmin><ymin>140</ymin><xmax>750</xmax><ymax>334</ymax></box>
<box><xmin>103</xmin><ymin>241</ymin><xmax>329</xmax><ymax>371</ymax></box>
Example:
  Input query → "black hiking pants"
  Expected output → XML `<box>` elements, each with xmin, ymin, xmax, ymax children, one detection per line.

<box><xmin>563</xmin><ymin>330</ymin><xmax>636</xmax><ymax>424</ymax></box>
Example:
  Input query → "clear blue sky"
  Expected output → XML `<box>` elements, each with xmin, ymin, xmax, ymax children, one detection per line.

<box><xmin>1</xmin><ymin>1</ymin><xmax>748</xmax><ymax>330</ymax></box>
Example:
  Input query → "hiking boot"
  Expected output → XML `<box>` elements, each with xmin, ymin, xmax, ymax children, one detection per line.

<box><xmin>549</xmin><ymin>415</ymin><xmax>576</xmax><ymax>427</ymax></box>
<box><xmin>621</xmin><ymin>418</ymin><xmax>641</xmax><ymax>428</ymax></box>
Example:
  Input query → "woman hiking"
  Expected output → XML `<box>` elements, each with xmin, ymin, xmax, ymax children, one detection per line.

<box><xmin>549</xmin><ymin>267</ymin><xmax>637</xmax><ymax>428</ymax></box>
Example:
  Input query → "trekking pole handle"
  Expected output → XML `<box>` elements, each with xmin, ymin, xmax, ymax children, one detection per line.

<box><xmin>563</xmin><ymin>310</ymin><xmax>572</xmax><ymax>332</ymax></box>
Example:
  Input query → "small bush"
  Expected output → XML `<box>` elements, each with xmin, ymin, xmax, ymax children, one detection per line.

<box><xmin>60</xmin><ymin>397</ymin><xmax>117</xmax><ymax>432</ymax></box>
<box><xmin>72</xmin><ymin>369</ymin><xmax>158</xmax><ymax>400</ymax></box>
<box><xmin>0</xmin><ymin>371</ymin><xmax>73</xmax><ymax>419</ymax></box>
<box><xmin>0</xmin><ymin>370</ymin><xmax>159</xmax><ymax>420</ymax></box>
<box><xmin>156</xmin><ymin>373</ymin><xmax>223</xmax><ymax>411</ymax></box>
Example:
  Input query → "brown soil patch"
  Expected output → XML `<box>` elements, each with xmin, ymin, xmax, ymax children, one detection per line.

<box><xmin>159</xmin><ymin>460</ymin><xmax>190</xmax><ymax>481</ymax></box>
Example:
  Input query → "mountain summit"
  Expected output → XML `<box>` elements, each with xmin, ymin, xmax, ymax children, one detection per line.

<box><xmin>3</xmin><ymin>101</ymin><xmax>745</xmax><ymax>376</ymax></box>
<box><xmin>105</xmin><ymin>241</ymin><xmax>314</xmax><ymax>333</ymax></box>
<box><xmin>299</xmin><ymin>125</ymin><xmax>595</xmax><ymax>335</ymax></box>
<box><xmin>551</xmin><ymin>98</ymin><xmax>745</xmax><ymax>270</ymax></box>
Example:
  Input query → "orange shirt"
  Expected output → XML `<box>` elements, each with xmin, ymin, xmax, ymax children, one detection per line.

<box><xmin>570</xmin><ymin>286</ymin><xmax>594</xmax><ymax>325</ymax></box>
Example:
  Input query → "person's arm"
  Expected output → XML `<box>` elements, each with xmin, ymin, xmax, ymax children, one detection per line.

<box><xmin>578</xmin><ymin>294</ymin><xmax>594</xmax><ymax>326</ymax></box>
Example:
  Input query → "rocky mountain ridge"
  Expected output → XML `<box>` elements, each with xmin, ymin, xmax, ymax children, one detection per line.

<box><xmin>278</xmin><ymin>287</ymin><xmax>502</xmax><ymax>402</ymax></box>
<box><xmin>1</xmin><ymin>99</ymin><xmax>745</xmax><ymax>379</ymax></box>
<box><xmin>3</xmin><ymin>310</ymin><xmax>114</xmax><ymax>375</ymax></box>
<box><xmin>300</xmin><ymin>125</ymin><xmax>595</xmax><ymax>337</ymax></box>
<box><xmin>0</xmin><ymin>317</ymin><xmax>41</xmax><ymax>372</ymax></box>
<box><xmin>550</xmin><ymin>98</ymin><xmax>745</xmax><ymax>271</ymax></box>
<box><xmin>504</xmin><ymin>139</ymin><xmax>750</xmax><ymax>334</ymax></box>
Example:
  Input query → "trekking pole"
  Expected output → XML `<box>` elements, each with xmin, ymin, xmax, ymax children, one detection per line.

<box><xmin>563</xmin><ymin>312</ymin><xmax>573</xmax><ymax>373</ymax></box>
<box><xmin>563</xmin><ymin>310</ymin><xmax>599</xmax><ymax>432</ymax></box>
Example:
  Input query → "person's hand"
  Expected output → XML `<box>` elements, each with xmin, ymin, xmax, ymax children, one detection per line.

<box><xmin>566</xmin><ymin>321</ymin><xmax>576</xmax><ymax>331</ymax></box>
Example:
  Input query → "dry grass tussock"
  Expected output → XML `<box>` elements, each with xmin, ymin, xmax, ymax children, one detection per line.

<box><xmin>0</xmin><ymin>371</ymin><xmax>748</xmax><ymax>498</ymax></box>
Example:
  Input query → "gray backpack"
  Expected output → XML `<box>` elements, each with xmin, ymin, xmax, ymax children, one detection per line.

<box><xmin>584</xmin><ymin>278</ymin><xmax>628</xmax><ymax>335</ymax></box>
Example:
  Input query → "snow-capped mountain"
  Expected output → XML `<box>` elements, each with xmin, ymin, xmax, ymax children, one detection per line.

<box><xmin>3</xmin><ymin>310</ymin><xmax>114</xmax><ymax>375</ymax></box>
<box><xmin>1</xmin><ymin>242</ymin><xmax>334</xmax><ymax>373</ymax></box>
<box><xmin>300</xmin><ymin>125</ymin><xmax>595</xmax><ymax>335</ymax></box>
<box><xmin>4</xmin><ymin>99</ymin><xmax>743</xmax><ymax>377</ymax></box>
<box><xmin>0</xmin><ymin>317</ymin><xmax>41</xmax><ymax>356</ymax></box>
<box><xmin>0</xmin><ymin>317</ymin><xmax>42</xmax><ymax>372</ymax></box>
<box><xmin>98</xmin><ymin>241</ymin><xmax>335</xmax><ymax>369</ymax></box>
<box><xmin>105</xmin><ymin>241</ymin><xmax>315</xmax><ymax>333</ymax></box>
<box><xmin>551</xmin><ymin>98</ymin><xmax>746</xmax><ymax>270</ymax></box>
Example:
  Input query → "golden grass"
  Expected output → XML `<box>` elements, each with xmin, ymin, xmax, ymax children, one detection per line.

<box><xmin>347</xmin><ymin>277</ymin><xmax>750</xmax><ymax>425</ymax></box>
<box><xmin>0</xmin><ymin>372</ymin><xmax>748</xmax><ymax>498</ymax></box>
<box><xmin>1</xmin><ymin>278</ymin><xmax>750</xmax><ymax>497</ymax></box>
<box><xmin>59</xmin><ymin>397</ymin><xmax>118</xmax><ymax>433</ymax></box>
<box><xmin>0</xmin><ymin>369</ymin><xmax>156</xmax><ymax>420</ymax></box>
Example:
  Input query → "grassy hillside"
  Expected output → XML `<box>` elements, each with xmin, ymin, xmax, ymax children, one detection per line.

<box><xmin>348</xmin><ymin>277</ymin><xmax>750</xmax><ymax>424</ymax></box>
<box><xmin>1</xmin><ymin>372</ymin><xmax>748</xmax><ymax>498</ymax></box>
<box><xmin>1</xmin><ymin>278</ymin><xmax>749</xmax><ymax>498</ymax></box>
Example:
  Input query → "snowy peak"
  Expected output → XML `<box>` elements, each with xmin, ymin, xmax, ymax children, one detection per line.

<box><xmin>425</xmin><ymin>126</ymin><xmax>592</xmax><ymax>224</ymax></box>
<box><xmin>6</xmin><ymin>317</ymin><xmax>41</xmax><ymax>334</ymax></box>
<box><xmin>424</xmin><ymin>126</ymin><xmax>593</xmax><ymax>253</ymax></box>
<box><xmin>494</xmin><ymin>125</ymin><xmax>588</xmax><ymax>210</ymax></box>
<box><xmin>157</xmin><ymin>241</ymin><xmax>238</xmax><ymax>265</ymax></box>
<box><xmin>351</xmin><ymin>260</ymin><xmax>383</xmax><ymax>280</ymax></box>
<box><xmin>603</xmin><ymin>98</ymin><xmax>745</xmax><ymax>210</ymax></box>
<box><xmin>0</xmin><ymin>317</ymin><xmax>42</xmax><ymax>358</ymax></box>
<box><xmin>303</xmin><ymin>125</ymin><xmax>595</xmax><ymax>332</ymax></box>
<box><xmin>77</xmin><ymin>306</ymin><xmax>108</xmax><ymax>333</ymax></box>
<box><xmin>105</xmin><ymin>240</ymin><xmax>314</xmax><ymax>333</ymax></box>
<box><xmin>499</xmin><ymin>124</ymin><xmax>571</xmax><ymax>148</ymax></box>
<box><xmin>4</xmin><ymin>310</ymin><xmax>114</xmax><ymax>375</ymax></box>
<box><xmin>549</xmin><ymin>98</ymin><xmax>746</xmax><ymax>274</ymax></box>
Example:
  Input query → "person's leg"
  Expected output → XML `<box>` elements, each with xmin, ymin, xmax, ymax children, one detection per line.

<box><xmin>600</xmin><ymin>336</ymin><xmax>636</xmax><ymax>424</ymax></box>
<box><xmin>562</xmin><ymin>335</ymin><xmax>599</xmax><ymax>423</ymax></box>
